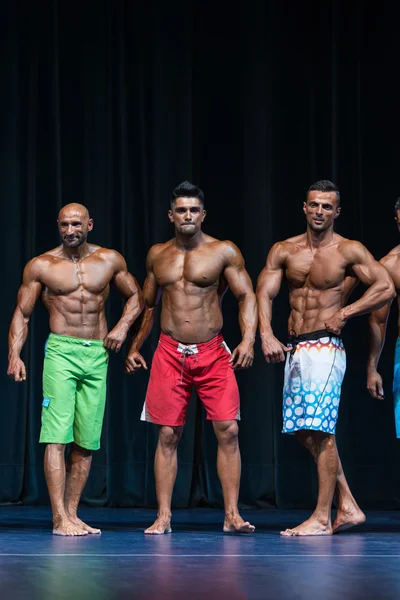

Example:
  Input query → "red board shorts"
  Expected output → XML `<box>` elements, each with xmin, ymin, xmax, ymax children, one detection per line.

<box><xmin>141</xmin><ymin>332</ymin><xmax>241</xmax><ymax>426</ymax></box>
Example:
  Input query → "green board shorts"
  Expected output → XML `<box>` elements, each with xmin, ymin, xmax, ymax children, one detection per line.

<box><xmin>40</xmin><ymin>333</ymin><xmax>109</xmax><ymax>450</ymax></box>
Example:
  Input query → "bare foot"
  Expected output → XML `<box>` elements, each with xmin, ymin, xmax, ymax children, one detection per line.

<box><xmin>69</xmin><ymin>516</ymin><xmax>101</xmax><ymax>535</ymax></box>
<box><xmin>332</xmin><ymin>507</ymin><xmax>366</xmax><ymax>534</ymax></box>
<box><xmin>280</xmin><ymin>516</ymin><xmax>332</xmax><ymax>537</ymax></box>
<box><xmin>144</xmin><ymin>517</ymin><xmax>172</xmax><ymax>535</ymax></box>
<box><xmin>53</xmin><ymin>520</ymin><xmax>88</xmax><ymax>536</ymax></box>
<box><xmin>223</xmin><ymin>514</ymin><xmax>255</xmax><ymax>534</ymax></box>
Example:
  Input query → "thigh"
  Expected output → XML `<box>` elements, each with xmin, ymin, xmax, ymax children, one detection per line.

<box><xmin>40</xmin><ymin>340</ymin><xmax>78</xmax><ymax>444</ymax></box>
<box><xmin>194</xmin><ymin>342</ymin><xmax>240</xmax><ymax>422</ymax></box>
<box><xmin>74</xmin><ymin>346</ymin><xmax>109</xmax><ymax>451</ymax></box>
<box><xmin>142</xmin><ymin>345</ymin><xmax>192</xmax><ymax>426</ymax></box>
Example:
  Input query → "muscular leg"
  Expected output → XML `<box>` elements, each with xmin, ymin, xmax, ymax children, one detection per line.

<box><xmin>64</xmin><ymin>443</ymin><xmax>100</xmax><ymax>534</ymax></box>
<box><xmin>44</xmin><ymin>443</ymin><xmax>87</xmax><ymax>536</ymax></box>
<box><xmin>295</xmin><ymin>431</ymin><xmax>365</xmax><ymax>533</ymax></box>
<box><xmin>145</xmin><ymin>425</ymin><xmax>183</xmax><ymax>535</ymax></box>
<box><xmin>213</xmin><ymin>420</ymin><xmax>255</xmax><ymax>533</ymax></box>
<box><xmin>281</xmin><ymin>431</ymin><xmax>338</xmax><ymax>536</ymax></box>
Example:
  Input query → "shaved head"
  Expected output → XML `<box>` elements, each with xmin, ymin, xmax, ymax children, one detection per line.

<box><xmin>58</xmin><ymin>203</ymin><xmax>90</xmax><ymax>221</ymax></box>
<box><xmin>57</xmin><ymin>203</ymin><xmax>93</xmax><ymax>248</ymax></box>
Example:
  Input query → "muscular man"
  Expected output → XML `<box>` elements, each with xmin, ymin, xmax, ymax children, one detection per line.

<box><xmin>257</xmin><ymin>180</ymin><xmax>394</xmax><ymax>536</ymax></box>
<box><xmin>8</xmin><ymin>204</ymin><xmax>143</xmax><ymax>536</ymax></box>
<box><xmin>367</xmin><ymin>198</ymin><xmax>400</xmax><ymax>432</ymax></box>
<box><xmin>125</xmin><ymin>181</ymin><xmax>257</xmax><ymax>535</ymax></box>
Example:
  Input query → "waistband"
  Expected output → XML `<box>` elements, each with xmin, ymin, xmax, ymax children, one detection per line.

<box><xmin>159</xmin><ymin>332</ymin><xmax>224</xmax><ymax>353</ymax></box>
<box><xmin>48</xmin><ymin>333</ymin><xmax>105</xmax><ymax>347</ymax></box>
<box><xmin>287</xmin><ymin>329</ymin><xmax>342</xmax><ymax>345</ymax></box>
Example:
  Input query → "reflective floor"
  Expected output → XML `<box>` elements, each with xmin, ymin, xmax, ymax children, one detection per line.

<box><xmin>0</xmin><ymin>507</ymin><xmax>400</xmax><ymax>599</ymax></box>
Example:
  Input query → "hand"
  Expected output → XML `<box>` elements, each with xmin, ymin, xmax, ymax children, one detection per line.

<box><xmin>125</xmin><ymin>350</ymin><xmax>148</xmax><ymax>374</ymax></box>
<box><xmin>367</xmin><ymin>369</ymin><xmax>384</xmax><ymax>400</ymax></box>
<box><xmin>7</xmin><ymin>357</ymin><xmax>27</xmax><ymax>382</ymax></box>
<box><xmin>230</xmin><ymin>341</ymin><xmax>254</xmax><ymax>370</ymax></box>
<box><xmin>104</xmin><ymin>327</ymin><xmax>128</xmax><ymax>353</ymax></box>
<box><xmin>324</xmin><ymin>311</ymin><xmax>347</xmax><ymax>336</ymax></box>
<box><xmin>261</xmin><ymin>336</ymin><xmax>290</xmax><ymax>363</ymax></box>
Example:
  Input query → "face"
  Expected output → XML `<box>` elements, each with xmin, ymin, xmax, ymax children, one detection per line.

<box><xmin>58</xmin><ymin>208</ymin><xmax>93</xmax><ymax>248</ymax></box>
<box><xmin>303</xmin><ymin>191</ymin><xmax>340</xmax><ymax>232</ymax></box>
<box><xmin>168</xmin><ymin>197</ymin><xmax>206</xmax><ymax>235</ymax></box>
<box><xmin>395</xmin><ymin>210</ymin><xmax>400</xmax><ymax>233</ymax></box>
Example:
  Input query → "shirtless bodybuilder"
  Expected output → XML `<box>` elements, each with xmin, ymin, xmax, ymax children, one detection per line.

<box><xmin>8</xmin><ymin>203</ymin><xmax>143</xmax><ymax>536</ymax></box>
<box><xmin>125</xmin><ymin>181</ymin><xmax>257</xmax><ymax>535</ymax></box>
<box><xmin>257</xmin><ymin>180</ymin><xmax>394</xmax><ymax>536</ymax></box>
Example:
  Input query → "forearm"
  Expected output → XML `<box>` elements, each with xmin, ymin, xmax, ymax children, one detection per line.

<box><xmin>113</xmin><ymin>292</ymin><xmax>144</xmax><ymax>334</ymax></box>
<box><xmin>238</xmin><ymin>294</ymin><xmax>257</xmax><ymax>344</ymax></box>
<box><xmin>341</xmin><ymin>282</ymin><xmax>394</xmax><ymax>321</ymax></box>
<box><xmin>367</xmin><ymin>318</ymin><xmax>386</xmax><ymax>372</ymax></box>
<box><xmin>258</xmin><ymin>297</ymin><xmax>275</xmax><ymax>340</ymax></box>
<box><xmin>128</xmin><ymin>307</ymin><xmax>156</xmax><ymax>352</ymax></box>
<box><xmin>8</xmin><ymin>309</ymin><xmax>28</xmax><ymax>360</ymax></box>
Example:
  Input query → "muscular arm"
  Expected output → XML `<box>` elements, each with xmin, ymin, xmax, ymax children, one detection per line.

<box><xmin>325</xmin><ymin>242</ymin><xmax>395</xmax><ymax>335</ymax></box>
<box><xmin>256</xmin><ymin>243</ymin><xmax>289</xmax><ymax>362</ymax></box>
<box><xmin>104</xmin><ymin>252</ymin><xmax>144</xmax><ymax>352</ymax></box>
<box><xmin>125</xmin><ymin>246</ymin><xmax>162</xmax><ymax>373</ymax></box>
<box><xmin>223</xmin><ymin>243</ymin><xmax>257</xmax><ymax>369</ymax></box>
<box><xmin>366</xmin><ymin>255</ymin><xmax>396</xmax><ymax>399</ymax></box>
<box><xmin>8</xmin><ymin>259</ymin><xmax>43</xmax><ymax>382</ymax></box>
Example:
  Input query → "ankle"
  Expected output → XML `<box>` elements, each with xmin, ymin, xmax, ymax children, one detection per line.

<box><xmin>224</xmin><ymin>508</ymin><xmax>240</xmax><ymax>520</ymax></box>
<box><xmin>157</xmin><ymin>510</ymin><xmax>171</xmax><ymax>520</ymax></box>
<box><xmin>52</xmin><ymin>513</ymin><xmax>68</xmax><ymax>527</ymax></box>
<box><xmin>313</xmin><ymin>512</ymin><xmax>331</xmax><ymax>527</ymax></box>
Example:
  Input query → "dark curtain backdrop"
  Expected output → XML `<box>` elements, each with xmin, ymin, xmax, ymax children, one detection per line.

<box><xmin>1</xmin><ymin>0</ymin><xmax>400</xmax><ymax>509</ymax></box>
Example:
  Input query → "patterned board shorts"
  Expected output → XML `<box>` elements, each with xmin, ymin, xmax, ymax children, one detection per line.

<box><xmin>282</xmin><ymin>331</ymin><xmax>346</xmax><ymax>435</ymax></box>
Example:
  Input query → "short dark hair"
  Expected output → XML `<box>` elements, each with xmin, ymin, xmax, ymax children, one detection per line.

<box><xmin>307</xmin><ymin>180</ymin><xmax>340</xmax><ymax>204</ymax></box>
<box><xmin>171</xmin><ymin>181</ymin><xmax>204</xmax><ymax>207</ymax></box>
<box><xmin>394</xmin><ymin>198</ymin><xmax>400</xmax><ymax>216</ymax></box>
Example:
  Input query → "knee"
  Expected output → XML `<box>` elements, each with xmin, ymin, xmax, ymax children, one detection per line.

<box><xmin>70</xmin><ymin>443</ymin><xmax>92</xmax><ymax>458</ymax></box>
<box><xmin>215</xmin><ymin>421</ymin><xmax>239</xmax><ymax>446</ymax></box>
<box><xmin>46</xmin><ymin>443</ymin><xmax>65</xmax><ymax>456</ymax></box>
<box><xmin>158</xmin><ymin>426</ymin><xmax>181</xmax><ymax>452</ymax></box>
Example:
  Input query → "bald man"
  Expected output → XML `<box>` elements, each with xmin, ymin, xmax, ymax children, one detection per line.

<box><xmin>8</xmin><ymin>204</ymin><xmax>143</xmax><ymax>536</ymax></box>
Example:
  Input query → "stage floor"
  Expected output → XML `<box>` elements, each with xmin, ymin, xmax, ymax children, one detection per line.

<box><xmin>0</xmin><ymin>507</ymin><xmax>400</xmax><ymax>599</ymax></box>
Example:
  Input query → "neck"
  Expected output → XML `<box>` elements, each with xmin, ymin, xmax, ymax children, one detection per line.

<box><xmin>306</xmin><ymin>226</ymin><xmax>334</xmax><ymax>250</ymax></box>
<box><xmin>62</xmin><ymin>241</ymin><xmax>90</xmax><ymax>261</ymax></box>
<box><xmin>174</xmin><ymin>229</ymin><xmax>205</xmax><ymax>251</ymax></box>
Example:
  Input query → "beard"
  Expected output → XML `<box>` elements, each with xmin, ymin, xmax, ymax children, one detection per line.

<box><xmin>62</xmin><ymin>232</ymin><xmax>88</xmax><ymax>247</ymax></box>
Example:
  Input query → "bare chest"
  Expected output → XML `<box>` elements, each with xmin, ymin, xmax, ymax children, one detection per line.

<box><xmin>42</xmin><ymin>260</ymin><xmax>113</xmax><ymax>295</ymax></box>
<box><xmin>154</xmin><ymin>251</ymin><xmax>225</xmax><ymax>289</ymax></box>
<box><xmin>286</xmin><ymin>249</ymin><xmax>346</xmax><ymax>289</ymax></box>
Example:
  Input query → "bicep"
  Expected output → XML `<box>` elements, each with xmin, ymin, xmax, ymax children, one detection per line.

<box><xmin>16</xmin><ymin>280</ymin><xmax>42</xmax><ymax>317</ymax></box>
<box><xmin>113</xmin><ymin>270</ymin><xmax>142</xmax><ymax>299</ymax></box>
<box><xmin>142</xmin><ymin>270</ymin><xmax>161</xmax><ymax>308</ymax></box>
<box><xmin>351</xmin><ymin>250</ymin><xmax>392</xmax><ymax>287</ymax></box>
<box><xmin>256</xmin><ymin>245</ymin><xmax>285</xmax><ymax>300</ymax></box>
<box><xmin>224</xmin><ymin>264</ymin><xmax>254</xmax><ymax>300</ymax></box>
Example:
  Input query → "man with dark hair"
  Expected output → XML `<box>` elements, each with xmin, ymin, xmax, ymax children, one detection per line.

<box><xmin>125</xmin><ymin>181</ymin><xmax>257</xmax><ymax>534</ymax></box>
<box><xmin>367</xmin><ymin>199</ymin><xmax>400</xmax><ymax>434</ymax></box>
<box><xmin>257</xmin><ymin>180</ymin><xmax>394</xmax><ymax>536</ymax></box>
<box><xmin>171</xmin><ymin>180</ymin><xmax>204</xmax><ymax>206</ymax></box>
<box><xmin>8</xmin><ymin>203</ymin><xmax>143</xmax><ymax>536</ymax></box>
<box><xmin>307</xmin><ymin>179</ymin><xmax>340</xmax><ymax>203</ymax></box>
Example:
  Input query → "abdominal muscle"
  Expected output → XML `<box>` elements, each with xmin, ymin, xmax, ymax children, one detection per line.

<box><xmin>160</xmin><ymin>289</ymin><xmax>224</xmax><ymax>344</ymax></box>
<box><xmin>287</xmin><ymin>286</ymin><xmax>343</xmax><ymax>335</ymax></box>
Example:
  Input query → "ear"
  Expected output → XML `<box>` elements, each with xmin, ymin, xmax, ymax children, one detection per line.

<box><xmin>303</xmin><ymin>202</ymin><xmax>307</xmax><ymax>215</ymax></box>
<box><xmin>201</xmin><ymin>209</ymin><xmax>206</xmax><ymax>222</ymax></box>
<box><xmin>87</xmin><ymin>218</ymin><xmax>94</xmax><ymax>231</ymax></box>
<box><xmin>168</xmin><ymin>209</ymin><xmax>174</xmax><ymax>223</ymax></box>
<box><xmin>334</xmin><ymin>206</ymin><xmax>341</xmax><ymax>220</ymax></box>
